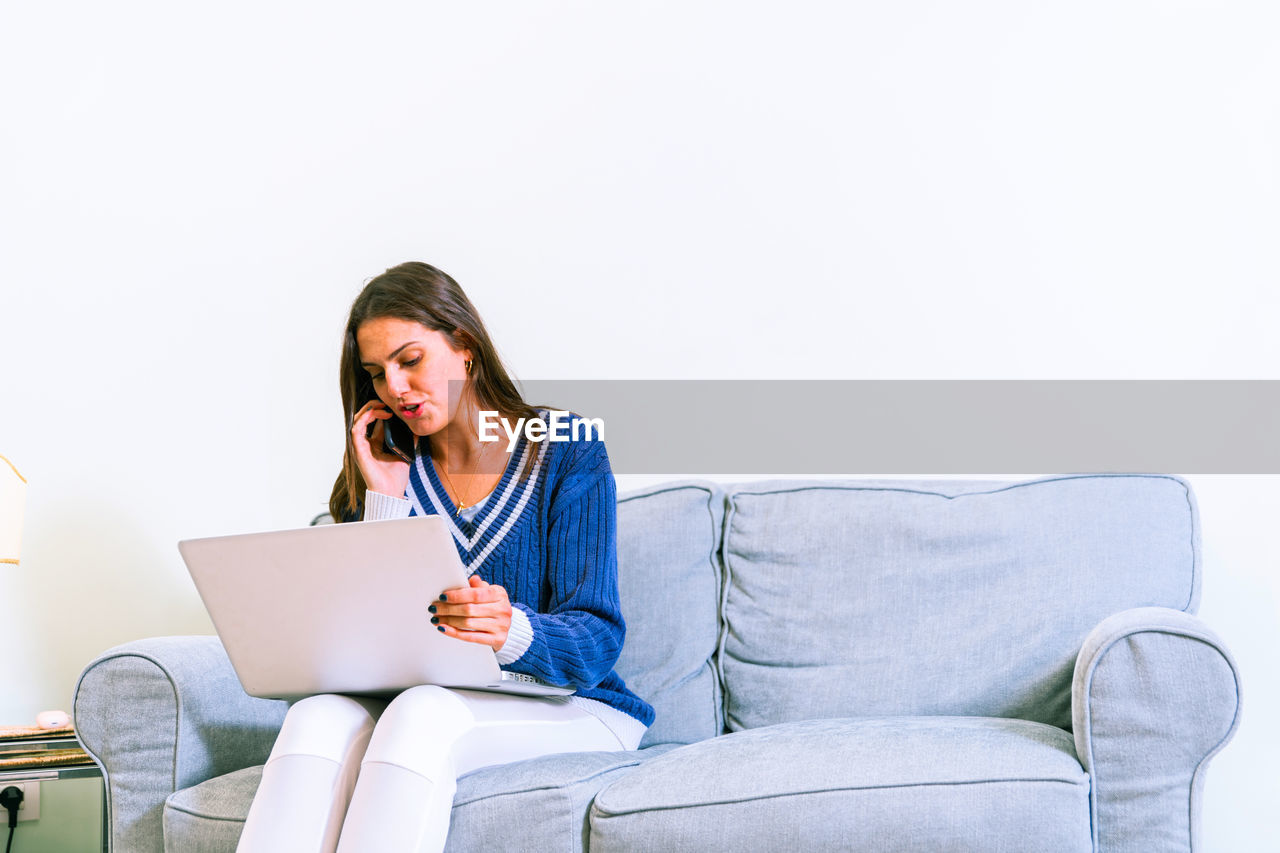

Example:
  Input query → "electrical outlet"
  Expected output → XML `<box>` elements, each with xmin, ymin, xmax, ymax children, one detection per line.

<box><xmin>11</xmin><ymin>782</ymin><xmax>39</xmax><ymax>821</ymax></box>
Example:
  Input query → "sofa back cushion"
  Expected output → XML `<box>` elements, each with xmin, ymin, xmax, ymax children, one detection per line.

<box><xmin>614</xmin><ymin>482</ymin><xmax>725</xmax><ymax>747</ymax></box>
<box><xmin>719</xmin><ymin>474</ymin><xmax>1199</xmax><ymax>732</ymax></box>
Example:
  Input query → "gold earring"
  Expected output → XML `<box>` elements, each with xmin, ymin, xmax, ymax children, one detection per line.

<box><xmin>465</xmin><ymin>360</ymin><xmax>473</xmax><ymax>374</ymax></box>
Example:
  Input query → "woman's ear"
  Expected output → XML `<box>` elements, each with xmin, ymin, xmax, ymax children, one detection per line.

<box><xmin>452</xmin><ymin>329</ymin><xmax>475</xmax><ymax>365</ymax></box>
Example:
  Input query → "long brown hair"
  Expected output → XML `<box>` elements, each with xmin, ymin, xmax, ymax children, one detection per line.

<box><xmin>329</xmin><ymin>262</ymin><xmax>541</xmax><ymax>522</ymax></box>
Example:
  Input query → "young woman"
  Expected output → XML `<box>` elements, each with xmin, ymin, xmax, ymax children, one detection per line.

<box><xmin>237</xmin><ymin>262</ymin><xmax>653</xmax><ymax>852</ymax></box>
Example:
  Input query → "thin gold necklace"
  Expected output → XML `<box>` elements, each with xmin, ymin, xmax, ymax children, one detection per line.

<box><xmin>438</xmin><ymin>438</ymin><xmax>492</xmax><ymax>516</ymax></box>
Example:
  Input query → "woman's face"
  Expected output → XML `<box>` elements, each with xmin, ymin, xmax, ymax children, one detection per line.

<box><xmin>356</xmin><ymin>317</ymin><xmax>473</xmax><ymax>436</ymax></box>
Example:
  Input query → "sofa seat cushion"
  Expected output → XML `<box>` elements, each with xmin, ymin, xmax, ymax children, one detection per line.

<box><xmin>163</xmin><ymin>766</ymin><xmax>260</xmax><ymax>853</ymax></box>
<box><xmin>446</xmin><ymin>744</ymin><xmax>677</xmax><ymax>851</ymax></box>
<box><xmin>589</xmin><ymin>716</ymin><xmax>1092</xmax><ymax>853</ymax></box>
<box><xmin>163</xmin><ymin>745</ymin><xmax>678</xmax><ymax>853</ymax></box>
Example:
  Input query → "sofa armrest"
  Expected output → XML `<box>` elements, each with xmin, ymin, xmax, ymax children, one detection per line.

<box><xmin>73</xmin><ymin>636</ymin><xmax>288</xmax><ymax>853</ymax></box>
<box><xmin>1072</xmin><ymin>607</ymin><xmax>1241</xmax><ymax>853</ymax></box>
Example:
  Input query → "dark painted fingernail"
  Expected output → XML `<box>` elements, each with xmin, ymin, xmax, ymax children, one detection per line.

<box><xmin>430</xmin><ymin>616</ymin><xmax>439</xmax><ymax>625</ymax></box>
<box><xmin>437</xmin><ymin>625</ymin><xmax>446</xmax><ymax>633</ymax></box>
<box><xmin>439</xmin><ymin>594</ymin><xmax>448</xmax><ymax>602</ymax></box>
<box><xmin>428</xmin><ymin>605</ymin><xmax>436</xmax><ymax>613</ymax></box>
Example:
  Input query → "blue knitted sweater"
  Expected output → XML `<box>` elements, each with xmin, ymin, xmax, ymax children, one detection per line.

<box><xmin>388</xmin><ymin>414</ymin><xmax>654</xmax><ymax>727</ymax></box>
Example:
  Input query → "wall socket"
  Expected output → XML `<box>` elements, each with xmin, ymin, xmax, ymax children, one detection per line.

<box><xmin>7</xmin><ymin>782</ymin><xmax>40</xmax><ymax>822</ymax></box>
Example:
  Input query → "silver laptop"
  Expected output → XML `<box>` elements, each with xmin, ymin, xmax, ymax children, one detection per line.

<box><xmin>179</xmin><ymin>515</ymin><xmax>573</xmax><ymax>700</ymax></box>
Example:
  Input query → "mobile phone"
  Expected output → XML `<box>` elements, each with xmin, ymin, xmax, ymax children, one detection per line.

<box><xmin>361</xmin><ymin>383</ymin><xmax>416</xmax><ymax>464</ymax></box>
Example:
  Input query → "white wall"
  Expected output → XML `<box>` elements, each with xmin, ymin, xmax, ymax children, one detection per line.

<box><xmin>1</xmin><ymin>3</ymin><xmax>1276</xmax><ymax>850</ymax></box>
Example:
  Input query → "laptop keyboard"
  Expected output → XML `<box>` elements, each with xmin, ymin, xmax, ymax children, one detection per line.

<box><xmin>502</xmin><ymin>672</ymin><xmax>541</xmax><ymax>684</ymax></box>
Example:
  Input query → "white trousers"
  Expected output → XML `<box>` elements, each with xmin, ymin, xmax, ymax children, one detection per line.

<box><xmin>237</xmin><ymin>687</ymin><xmax>636</xmax><ymax>853</ymax></box>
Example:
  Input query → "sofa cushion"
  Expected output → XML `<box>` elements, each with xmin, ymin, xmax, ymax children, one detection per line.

<box><xmin>448</xmin><ymin>744</ymin><xmax>677</xmax><ymax>851</ymax></box>
<box><xmin>163</xmin><ymin>766</ymin><xmax>259</xmax><ymax>853</ymax></box>
<box><xmin>719</xmin><ymin>474</ymin><xmax>1198</xmax><ymax>731</ymax></box>
<box><xmin>162</xmin><ymin>746</ymin><xmax>679</xmax><ymax>853</ymax></box>
<box><xmin>615</xmin><ymin>482</ymin><xmax>724</xmax><ymax>746</ymax></box>
<box><xmin>589</xmin><ymin>716</ymin><xmax>1092</xmax><ymax>853</ymax></box>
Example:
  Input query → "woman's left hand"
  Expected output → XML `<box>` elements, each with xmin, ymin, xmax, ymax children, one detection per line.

<box><xmin>431</xmin><ymin>575</ymin><xmax>512</xmax><ymax>651</ymax></box>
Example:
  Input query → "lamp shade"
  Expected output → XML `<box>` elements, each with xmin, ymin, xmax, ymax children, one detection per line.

<box><xmin>1</xmin><ymin>454</ymin><xmax>26</xmax><ymax>565</ymax></box>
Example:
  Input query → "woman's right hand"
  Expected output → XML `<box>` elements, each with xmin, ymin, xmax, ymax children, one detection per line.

<box><xmin>350</xmin><ymin>399</ymin><xmax>412</xmax><ymax>498</ymax></box>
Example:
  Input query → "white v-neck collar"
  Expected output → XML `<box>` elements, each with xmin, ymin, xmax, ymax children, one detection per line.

<box><xmin>406</xmin><ymin>430</ymin><xmax>548</xmax><ymax>575</ymax></box>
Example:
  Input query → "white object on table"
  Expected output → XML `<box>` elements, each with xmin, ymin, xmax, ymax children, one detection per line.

<box><xmin>36</xmin><ymin>711</ymin><xmax>71</xmax><ymax>729</ymax></box>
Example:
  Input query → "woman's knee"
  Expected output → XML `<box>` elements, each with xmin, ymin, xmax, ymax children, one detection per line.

<box><xmin>270</xmin><ymin>694</ymin><xmax>383</xmax><ymax>763</ymax></box>
<box><xmin>360</xmin><ymin>686</ymin><xmax>475</xmax><ymax>772</ymax></box>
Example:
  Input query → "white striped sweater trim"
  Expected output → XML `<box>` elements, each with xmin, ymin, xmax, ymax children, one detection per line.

<box><xmin>363</xmin><ymin>489</ymin><xmax>413</xmax><ymax>521</ymax></box>
<box><xmin>406</xmin><ymin>432</ymin><xmax>547</xmax><ymax>577</ymax></box>
<box><xmin>494</xmin><ymin>606</ymin><xmax>534</xmax><ymax>664</ymax></box>
<box><xmin>415</xmin><ymin>436</ymin><xmax>531</xmax><ymax>550</ymax></box>
<box><xmin>465</xmin><ymin>440</ymin><xmax>546</xmax><ymax>576</ymax></box>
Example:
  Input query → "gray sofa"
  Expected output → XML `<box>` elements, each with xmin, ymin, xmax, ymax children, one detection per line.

<box><xmin>74</xmin><ymin>474</ymin><xmax>1242</xmax><ymax>852</ymax></box>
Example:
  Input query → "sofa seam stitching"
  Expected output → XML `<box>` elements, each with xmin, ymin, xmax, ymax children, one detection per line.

<box><xmin>593</xmin><ymin>776</ymin><xmax>1089</xmax><ymax>817</ymax></box>
<box><xmin>703</xmin><ymin>484</ymin><xmax>725</xmax><ymax>739</ymax></box>
<box><xmin>71</xmin><ymin>670</ymin><xmax>114</xmax><ymax>852</ymax></box>
<box><xmin>726</xmin><ymin>473</ymin><xmax>1183</xmax><ymax>501</ymax></box>
<box><xmin>1183</xmin><ymin>639</ymin><xmax>1242</xmax><ymax>852</ymax></box>
<box><xmin>1179</xmin><ymin>478</ymin><xmax>1197</xmax><ymax>612</ymax></box>
<box><xmin>716</xmin><ymin>488</ymin><xmax>736</xmax><ymax>734</ymax></box>
<box><xmin>617</xmin><ymin>482</ymin><xmax>714</xmax><ymax>504</ymax></box>
<box><xmin>451</xmin><ymin>759</ymin><xmax>649</xmax><ymax>807</ymax></box>
<box><xmin>163</xmin><ymin>802</ymin><xmax>247</xmax><ymax>824</ymax></box>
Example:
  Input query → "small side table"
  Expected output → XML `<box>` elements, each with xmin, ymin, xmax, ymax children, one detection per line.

<box><xmin>0</xmin><ymin>732</ymin><xmax>105</xmax><ymax>853</ymax></box>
